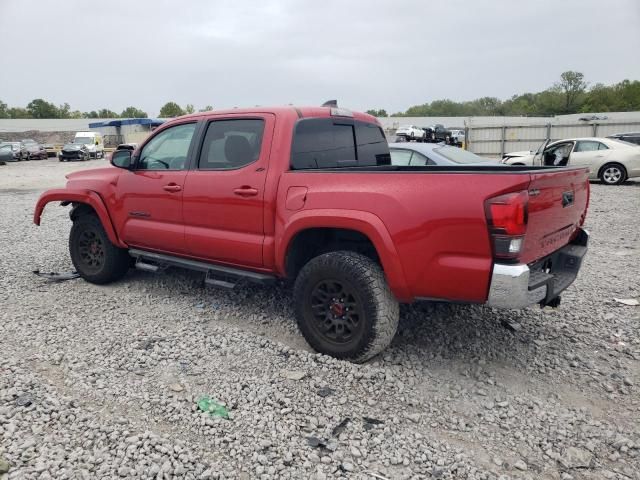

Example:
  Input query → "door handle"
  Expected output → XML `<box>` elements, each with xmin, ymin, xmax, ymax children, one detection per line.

<box><xmin>233</xmin><ymin>186</ymin><xmax>258</xmax><ymax>197</ymax></box>
<box><xmin>163</xmin><ymin>184</ymin><xmax>182</xmax><ymax>192</ymax></box>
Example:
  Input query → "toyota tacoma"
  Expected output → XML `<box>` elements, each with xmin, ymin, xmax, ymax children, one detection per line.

<box><xmin>35</xmin><ymin>104</ymin><xmax>590</xmax><ymax>362</ymax></box>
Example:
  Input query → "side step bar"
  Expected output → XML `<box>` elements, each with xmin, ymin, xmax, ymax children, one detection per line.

<box><xmin>129</xmin><ymin>248</ymin><xmax>276</xmax><ymax>287</ymax></box>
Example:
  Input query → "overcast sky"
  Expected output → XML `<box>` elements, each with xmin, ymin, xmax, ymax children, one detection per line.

<box><xmin>1</xmin><ymin>0</ymin><xmax>639</xmax><ymax>116</ymax></box>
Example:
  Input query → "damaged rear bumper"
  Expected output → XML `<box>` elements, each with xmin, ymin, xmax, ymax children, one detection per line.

<box><xmin>486</xmin><ymin>228</ymin><xmax>589</xmax><ymax>309</ymax></box>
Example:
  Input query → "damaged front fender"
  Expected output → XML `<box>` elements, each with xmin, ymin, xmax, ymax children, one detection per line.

<box><xmin>34</xmin><ymin>188</ymin><xmax>126</xmax><ymax>248</ymax></box>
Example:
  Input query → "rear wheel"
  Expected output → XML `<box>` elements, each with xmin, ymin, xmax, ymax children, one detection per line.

<box><xmin>293</xmin><ymin>251</ymin><xmax>399</xmax><ymax>362</ymax></box>
<box><xmin>599</xmin><ymin>163</ymin><xmax>626</xmax><ymax>185</ymax></box>
<box><xmin>69</xmin><ymin>214</ymin><xmax>130</xmax><ymax>284</ymax></box>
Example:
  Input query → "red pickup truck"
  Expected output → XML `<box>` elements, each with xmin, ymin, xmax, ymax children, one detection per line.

<box><xmin>34</xmin><ymin>105</ymin><xmax>590</xmax><ymax>362</ymax></box>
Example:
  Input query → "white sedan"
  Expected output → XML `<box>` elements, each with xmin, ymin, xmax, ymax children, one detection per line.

<box><xmin>395</xmin><ymin>125</ymin><xmax>425</xmax><ymax>141</ymax></box>
<box><xmin>502</xmin><ymin>137</ymin><xmax>640</xmax><ymax>185</ymax></box>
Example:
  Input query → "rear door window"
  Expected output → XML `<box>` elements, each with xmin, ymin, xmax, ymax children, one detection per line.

<box><xmin>198</xmin><ymin>119</ymin><xmax>265</xmax><ymax>170</ymax></box>
<box><xmin>355</xmin><ymin>121</ymin><xmax>391</xmax><ymax>166</ymax></box>
<box><xmin>574</xmin><ymin>141</ymin><xmax>600</xmax><ymax>152</ymax></box>
<box><xmin>291</xmin><ymin>118</ymin><xmax>390</xmax><ymax>169</ymax></box>
<box><xmin>390</xmin><ymin>149</ymin><xmax>413</xmax><ymax>166</ymax></box>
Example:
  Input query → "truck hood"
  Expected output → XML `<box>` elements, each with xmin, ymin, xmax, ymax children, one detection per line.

<box><xmin>65</xmin><ymin>167</ymin><xmax>121</xmax><ymax>188</ymax></box>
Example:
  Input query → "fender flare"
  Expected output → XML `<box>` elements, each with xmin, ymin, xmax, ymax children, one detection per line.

<box><xmin>34</xmin><ymin>188</ymin><xmax>126</xmax><ymax>248</ymax></box>
<box><xmin>276</xmin><ymin>209</ymin><xmax>411</xmax><ymax>302</ymax></box>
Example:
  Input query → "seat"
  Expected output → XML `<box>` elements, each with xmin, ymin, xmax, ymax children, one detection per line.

<box><xmin>224</xmin><ymin>135</ymin><xmax>254</xmax><ymax>168</ymax></box>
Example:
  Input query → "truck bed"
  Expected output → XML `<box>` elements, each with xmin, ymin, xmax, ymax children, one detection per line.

<box><xmin>277</xmin><ymin>165</ymin><xmax>589</xmax><ymax>303</ymax></box>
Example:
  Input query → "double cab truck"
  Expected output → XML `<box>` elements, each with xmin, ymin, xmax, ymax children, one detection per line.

<box><xmin>35</xmin><ymin>105</ymin><xmax>590</xmax><ymax>362</ymax></box>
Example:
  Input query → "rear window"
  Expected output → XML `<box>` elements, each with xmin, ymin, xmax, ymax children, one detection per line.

<box><xmin>291</xmin><ymin>118</ymin><xmax>390</xmax><ymax>169</ymax></box>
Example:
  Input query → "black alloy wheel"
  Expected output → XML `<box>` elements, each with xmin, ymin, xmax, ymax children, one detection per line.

<box><xmin>308</xmin><ymin>279</ymin><xmax>365</xmax><ymax>345</ymax></box>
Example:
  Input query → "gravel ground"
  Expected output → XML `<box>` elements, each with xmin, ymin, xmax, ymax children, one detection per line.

<box><xmin>1</xmin><ymin>159</ymin><xmax>639</xmax><ymax>480</ymax></box>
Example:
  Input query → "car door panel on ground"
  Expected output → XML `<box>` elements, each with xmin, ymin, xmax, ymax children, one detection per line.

<box><xmin>182</xmin><ymin>115</ymin><xmax>274</xmax><ymax>268</ymax></box>
<box><xmin>569</xmin><ymin>140</ymin><xmax>610</xmax><ymax>173</ymax></box>
<box><xmin>114</xmin><ymin>122</ymin><xmax>197</xmax><ymax>254</ymax></box>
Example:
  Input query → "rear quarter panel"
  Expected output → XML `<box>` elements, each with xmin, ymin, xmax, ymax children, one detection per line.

<box><xmin>276</xmin><ymin>171</ymin><xmax>532</xmax><ymax>303</ymax></box>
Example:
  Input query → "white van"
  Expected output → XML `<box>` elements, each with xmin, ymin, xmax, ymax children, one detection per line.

<box><xmin>74</xmin><ymin>132</ymin><xmax>104</xmax><ymax>159</ymax></box>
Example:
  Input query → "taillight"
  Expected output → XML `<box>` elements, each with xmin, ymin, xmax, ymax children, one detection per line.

<box><xmin>485</xmin><ymin>191</ymin><xmax>528</xmax><ymax>261</ymax></box>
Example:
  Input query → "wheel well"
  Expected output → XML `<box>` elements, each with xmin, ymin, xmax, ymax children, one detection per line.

<box><xmin>69</xmin><ymin>202</ymin><xmax>98</xmax><ymax>221</ymax></box>
<box><xmin>286</xmin><ymin>228</ymin><xmax>380</xmax><ymax>279</ymax></box>
<box><xmin>598</xmin><ymin>162</ymin><xmax>627</xmax><ymax>179</ymax></box>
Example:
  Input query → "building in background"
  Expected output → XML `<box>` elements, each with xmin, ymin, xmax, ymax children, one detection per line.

<box><xmin>88</xmin><ymin>118</ymin><xmax>165</xmax><ymax>147</ymax></box>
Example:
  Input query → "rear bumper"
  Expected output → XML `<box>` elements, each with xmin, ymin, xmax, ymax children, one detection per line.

<box><xmin>486</xmin><ymin>228</ymin><xmax>589</xmax><ymax>309</ymax></box>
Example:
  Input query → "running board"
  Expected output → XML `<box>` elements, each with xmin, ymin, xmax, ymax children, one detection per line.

<box><xmin>129</xmin><ymin>249</ymin><xmax>276</xmax><ymax>287</ymax></box>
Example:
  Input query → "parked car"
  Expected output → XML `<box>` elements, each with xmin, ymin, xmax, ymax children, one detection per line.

<box><xmin>389</xmin><ymin>142</ymin><xmax>497</xmax><ymax>166</ymax></box>
<box><xmin>59</xmin><ymin>143</ymin><xmax>91</xmax><ymax>162</ymax></box>
<box><xmin>35</xmin><ymin>104</ymin><xmax>590</xmax><ymax>361</ymax></box>
<box><xmin>449</xmin><ymin>129</ymin><xmax>465</xmax><ymax>146</ymax></box>
<box><xmin>607</xmin><ymin>132</ymin><xmax>640</xmax><ymax>146</ymax></box>
<box><xmin>74</xmin><ymin>132</ymin><xmax>105</xmax><ymax>158</ymax></box>
<box><xmin>43</xmin><ymin>144</ymin><xmax>59</xmax><ymax>158</ymax></box>
<box><xmin>0</xmin><ymin>143</ymin><xmax>14</xmax><ymax>164</ymax></box>
<box><xmin>0</xmin><ymin>142</ymin><xmax>27</xmax><ymax>161</ymax></box>
<box><xmin>395</xmin><ymin>125</ymin><xmax>425</xmax><ymax>141</ymax></box>
<box><xmin>502</xmin><ymin>137</ymin><xmax>640</xmax><ymax>185</ymax></box>
<box><xmin>115</xmin><ymin>143</ymin><xmax>139</xmax><ymax>152</ymax></box>
<box><xmin>22</xmin><ymin>141</ymin><xmax>48</xmax><ymax>160</ymax></box>
<box><xmin>422</xmin><ymin>124</ymin><xmax>453</xmax><ymax>144</ymax></box>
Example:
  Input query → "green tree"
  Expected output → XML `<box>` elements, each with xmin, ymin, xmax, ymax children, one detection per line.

<box><xmin>58</xmin><ymin>102</ymin><xmax>71</xmax><ymax>118</ymax></box>
<box><xmin>365</xmin><ymin>109</ymin><xmax>388</xmax><ymax>117</ymax></box>
<box><xmin>121</xmin><ymin>106</ymin><xmax>148</xmax><ymax>118</ymax></box>
<box><xmin>26</xmin><ymin>98</ymin><xmax>60</xmax><ymax>118</ymax></box>
<box><xmin>0</xmin><ymin>100</ymin><xmax>9</xmax><ymax>118</ymax></box>
<box><xmin>184</xmin><ymin>104</ymin><xmax>195</xmax><ymax>114</ymax></box>
<box><xmin>98</xmin><ymin>108</ymin><xmax>119</xmax><ymax>118</ymax></box>
<box><xmin>199</xmin><ymin>105</ymin><xmax>214</xmax><ymax>112</ymax></box>
<box><xmin>8</xmin><ymin>107</ymin><xmax>30</xmax><ymax>118</ymax></box>
<box><xmin>555</xmin><ymin>71</ymin><xmax>588</xmax><ymax>113</ymax></box>
<box><xmin>84</xmin><ymin>111</ymin><xmax>100</xmax><ymax>118</ymax></box>
<box><xmin>159</xmin><ymin>101</ymin><xmax>184</xmax><ymax>117</ymax></box>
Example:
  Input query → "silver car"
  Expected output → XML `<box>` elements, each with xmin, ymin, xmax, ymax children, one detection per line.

<box><xmin>389</xmin><ymin>142</ymin><xmax>497</xmax><ymax>166</ymax></box>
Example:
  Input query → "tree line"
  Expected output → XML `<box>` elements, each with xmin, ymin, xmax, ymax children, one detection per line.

<box><xmin>367</xmin><ymin>72</ymin><xmax>640</xmax><ymax>117</ymax></box>
<box><xmin>0</xmin><ymin>100</ymin><xmax>214</xmax><ymax>119</ymax></box>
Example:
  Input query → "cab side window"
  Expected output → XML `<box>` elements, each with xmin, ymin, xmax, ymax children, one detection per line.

<box><xmin>137</xmin><ymin>123</ymin><xmax>196</xmax><ymax>170</ymax></box>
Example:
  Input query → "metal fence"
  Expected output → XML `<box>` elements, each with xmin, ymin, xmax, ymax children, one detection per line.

<box><xmin>466</xmin><ymin>121</ymin><xmax>640</xmax><ymax>157</ymax></box>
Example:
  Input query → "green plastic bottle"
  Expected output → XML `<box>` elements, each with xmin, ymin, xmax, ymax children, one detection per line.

<box><xmin>197</xmin><ymin>396</ymin><xmax>229</xmax><ymax>419</ymax></box>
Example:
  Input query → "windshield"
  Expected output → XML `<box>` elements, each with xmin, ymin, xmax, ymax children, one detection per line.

<box><xmin>432</xmin><ymin>145</ymin><xmax>491</xmax><ymax>164</ymax></box>
<box><xmin>74</xmin><ymin>137</ymin><xmax>93</xmax><ymax>145</ymax></box>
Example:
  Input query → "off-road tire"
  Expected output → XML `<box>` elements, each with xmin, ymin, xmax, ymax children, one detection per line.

<box><xmin>69</xmin><ymin>214</ymin><xmax>130</xmax><ymax>284</ymax></box>
<box><xmin>599</xmin><ymin>163</ymin><xmax>626</xmax><ymax>185</ymax></box>
<box><xmin>293</xmin><ymin>251</ymin><xmax>399</xmax><ymax>362</ymax></box>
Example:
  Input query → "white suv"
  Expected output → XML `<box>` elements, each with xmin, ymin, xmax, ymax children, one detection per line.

<box><xmin>395</xmin><ymin>125</ymin><xmax>425</xmax><ymax>141</ymax></box>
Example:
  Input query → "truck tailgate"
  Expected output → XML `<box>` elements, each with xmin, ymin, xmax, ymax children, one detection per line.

<box><xmin>521</xmin><ymin>167</ymin><xmax>589</xmax><ymax>264</ymax></box>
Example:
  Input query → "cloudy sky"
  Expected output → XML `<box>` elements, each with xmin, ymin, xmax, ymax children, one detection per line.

<box><xmin>1</xmin><ymin>0</ymin><xmax>638</xmax><ymax>116</ymax></box>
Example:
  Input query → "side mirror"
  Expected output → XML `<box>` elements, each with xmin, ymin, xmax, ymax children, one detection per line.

<box><xmin>111</xmin><ymin>150</ymin><xmax>132</xmax><ymax>169</ymax></box>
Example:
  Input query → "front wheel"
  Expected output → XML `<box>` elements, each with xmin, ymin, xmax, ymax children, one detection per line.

<box><xmin>293</xmin><ymin>251</ymin><xmax>399</xmax><ymax>362</ymax></box>
<box><xmin>599</xmin><ymin>163</ymin><xmax>626</xmax><ymax>185</ymax></box>
<box><xmin>69</xmin><ymin>214</ymin><xmax>130</xmax><ymax>284</ymax></box>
